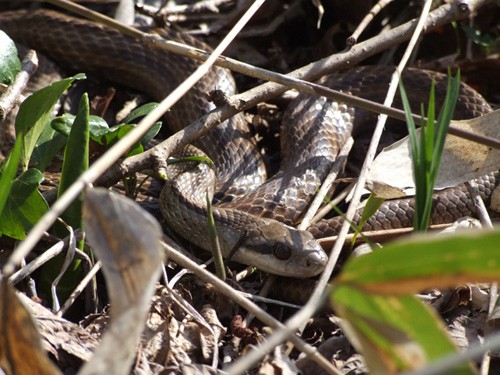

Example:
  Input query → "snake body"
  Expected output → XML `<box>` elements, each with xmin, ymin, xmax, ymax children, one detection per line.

<box><xmin>1</xmin><ymin>9</ymin><xmax>497</xmax><ymax>277</ymax></box>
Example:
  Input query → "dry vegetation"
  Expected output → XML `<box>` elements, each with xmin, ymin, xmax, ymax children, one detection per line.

<box><xmin>0</xmin><ymin>0</ymin><xmax>499</xmax><ymax>374</ymax></box>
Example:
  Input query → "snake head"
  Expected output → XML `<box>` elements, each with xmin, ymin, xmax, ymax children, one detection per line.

<box><xmin>232</xmin><ymin>221</ymin><xmax>328</xmax><ymax>278</ymax></box>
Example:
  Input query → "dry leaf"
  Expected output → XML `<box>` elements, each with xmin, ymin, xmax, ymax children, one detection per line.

<box><xmin>0</xmin><ymin>279</ymin><xmax>62</xmax><ymax>375</ymax></box>
<box><xmin>80</xmin><ymin>188</ymin><xmax>164</xmax><ymax>375</ymax></box>
<box><xmin>367</xmin><ymin>110</ymin><xmax>500</xmax><ymax>198</ymax></box>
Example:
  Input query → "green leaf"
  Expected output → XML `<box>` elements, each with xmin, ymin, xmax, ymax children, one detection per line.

<box><xmin>0</xmin><ymin>169</ymin><xmax>48</xmax><ymax>239</ymax></box>
<box><xmin>0</xmin><ymin>30</ymin><xmax>21</xmax><ymax>84</ymax></box>
<box><xmin>0</xmin><ymin>138</ymin><xmax>21</xmax><ymax>215</ymax></box>
<box><xmin>51</xmin><ymin>103</ymin><xmax>161</xmax><ymax>155</ymax></box>
<box><xmin>336</xmin><ymin>229</ymin><xmax>500</xmax><ymax>294</ymax></box>
<box><xmin>461</xmin><ymin>25</ymin><xmax>498</xmax><ymax>48</ymax></box>
<box><xmin>332</xmin><ymin>286</ymin><xmax>473</xmax><ymax>374</ymax></box>
<box><xmin>100</xmin><ymin>123</ymin><xmax>156</xmax><ymax>156</ymax></box>
<box><xmin>118</xmin><ymin>102</ymin><xmax>162</xmax><ymax>150</ymax></box>
<box><xmin>31</xmin><ymin>126</ymin><xmax>67</xmax><ymax>171</ymax></box>
<box><xmin>139</xmin><ymin>121</ymin><xmax>162</xmax><ymax>147</ymax></box>
<box><xmin>108</xmin><ymin>124</ymin><xmax>142</xmax><ymax>154</ymax></box>
<box><xmin>58</xmin><ymin>93</ymin><xmax>90</xmax><ymax>236</ymax></box>
<box><xmin>121</xmin><ymin>102</ymin><xmax>159</xmax><ymax>123</ymax></box>
<box><xmin>51</xmin><ymin>113</ymin><xmax>109</xmax><ymax>141</ymax></box>
<box><xmin>15</xmin><ymin>73</ymin><xmax>85</xmax><ymax>171</ymax></box>
<box><xmin>350</xmin><ymin>194</ymin><xmax>385</xmax><ymax>246</ymax></box>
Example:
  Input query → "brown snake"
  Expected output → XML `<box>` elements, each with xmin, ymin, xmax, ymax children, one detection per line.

<box><xmin>1</xmin><ymin>9</ymin><xmax>497</xmax><ymax>278</ymax></box>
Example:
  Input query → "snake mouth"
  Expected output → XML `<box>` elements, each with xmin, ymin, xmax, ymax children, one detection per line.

<box><xmin>231</xmin><ymin>246</ymin><xmax>328</xmax><ymax>278</ymax></box>
<box><xmin>234</xmin><ymin>247</ymin><xmax>328</xmax><ymax>279</ymax></box>
<box><xmin>228</xmin><ymin>223</ymin><xmax>329</xmax><ymax>278</ymax></box>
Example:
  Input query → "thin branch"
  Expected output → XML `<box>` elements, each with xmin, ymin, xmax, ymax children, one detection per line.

<box><xmin>346</xmin><ymin>0</ymin><xmax>395</xmax><ymax>46</ymax></box>
<box><xmin>224</xmin><ymin>0</ymin><xmax>435</xmax><ymax>372</ymax></box>
<box><xmin>97</xmin><ymin>0</ymin><xmax>497</xmax><ymax>187</ymax></box>
<box><xmin>298</xmin><ymin>138</ymin><xmax>354</xmax><ymax>230</ymax></box>
<box><xmin>160</xmin><ymin>240</ymin><xmax>341</xmax><ymax>374</ymax></box>
<box><xmin>3</xmin><ymin>0</ymin><xmax>266</xmax><ymax>276</ymax></box>
<box><xmin>0</xmin><ymin>50</ymin><xmax>38</xmax><ymax>120</ymax></box>
<box><xmin>301</xmin><ymin>0</ymin><xmax>434</xmax><ymax>332</ymax></box>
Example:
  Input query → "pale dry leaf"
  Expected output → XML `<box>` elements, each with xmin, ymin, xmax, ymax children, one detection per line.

<box><xmin>436</xmin><ymin>217</ymin><xmax>482</xmax><ymax>235</ymax></box>
<box><xmin>0</xmin><ymin>280</ymin><xmax>62</xmax><ymax>375</ymax></box>
<box><xmin>366</xmin><ymin>110</ymin><xmax>500</xmax><ymax>198</ymax></box>
<box><xmin>141</xmin><ymin>287</ymin><xmax>173</xmax><ymax>365</ymax></box>
<box><xmin>17</xmin><ymin>292</ymin><xmax>98</xmax><ymax>363</ymax></box>
<box><xmin>199</xmin><ymin>305</ymin><xmax>225</xmax><ymax>362</ymax></box>
<box><xmin>80</xmin><ymin>188</ymin><xmax>164</xmax><ymax>375</ymax></box>
<box><xmin>83</xmin><ymin>188</ymin><xmax>164</xmax><ymax>315</ymax></box>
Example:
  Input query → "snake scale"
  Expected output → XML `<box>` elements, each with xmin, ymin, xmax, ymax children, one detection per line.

<box><xmin>1</xmin><ymin>9</ymin><xmax>497</xmax><ymax>278</ymax></box>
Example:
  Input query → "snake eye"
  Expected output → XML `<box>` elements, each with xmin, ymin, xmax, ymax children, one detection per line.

<box><xmin>273</xmin><ymin>243</ymin><xmax>292</xmax><ymax>261</ymax></box>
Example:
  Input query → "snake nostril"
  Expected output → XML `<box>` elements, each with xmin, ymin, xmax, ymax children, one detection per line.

<box><xmin>273</xmin><ymin>243</ymin><xmax>292</xmax><ymax>261</ymax></box>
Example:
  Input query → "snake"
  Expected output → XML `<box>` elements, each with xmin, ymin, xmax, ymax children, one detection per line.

<box><xmin>1</xmin><ymin>9</ymin><xmax>497</xmax><ymax>278</ymax></box>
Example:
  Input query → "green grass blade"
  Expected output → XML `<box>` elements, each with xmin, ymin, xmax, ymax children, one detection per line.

<box><xmin>399</xmin><ymin>72</ymin><xmax>460</xmax><ymax>231</ymax></box>
<box><xmin>350</xmin><ymin>194</ymin><xmax>385</xmax><ymax>246</ymax></box>
<box><xmin>0</xmin><ymin>138</ymin><xmax>21</xmax><ymax>215</ymax></box>
<box><xmin>431</xmin><ymin>71</ymin><xmax>460</xmax><ymax>182</ymax></box>
<box><xmin>398</xmin><ymin>78</ymin><xmax>419</xmax><ymax>163</ymax></box>
<box><xmin>58</xmin><ymin>93</ymin><xmax>90</xmax><ymax>238</ymax></box>
<box><xmin>399</xmin><ymin>78</ymin><xmax>422</xmax><ymax>229</ymax></box>
<box><xmin>40</xmin><ymin>94</ymin><xmax>90</xmax><ymax>303</ymax></box>
<box><xmin>418</xmin><ymin>81</ymin><xmax>436</xmax><ymax>231</ymax></box>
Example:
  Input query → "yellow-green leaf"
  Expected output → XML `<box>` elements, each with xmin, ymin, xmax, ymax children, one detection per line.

<box><xmin>337</xmin><ymin>229</ymin><xmax>500</xmax><ymax>294</ymax></box>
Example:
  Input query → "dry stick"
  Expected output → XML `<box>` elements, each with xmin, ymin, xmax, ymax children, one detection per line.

<box><xmin>313</xmin><ymin>0</ymin><xmax>435</xmax><ymax>319</ymax></box>
<box><xmin>303</xmin><ymin>0</ymin><xmax>432</xmax><ymax>335</ymax></box>
<box><xmin>480</xmin><ymin>282</ymin><xmax>497</xmax><ymax>375</ymax></box>
<box><xmin>160</xmin><ymin>0</ymin><xmax>235</xmax><ymax>15</ymax></box>
<box><xmin>0</xmin><ymin>49</ymin><xmax>38</xmax><ymax>120</ymax></box>
<box><xmin>317</xmin><ymin>224</ymin><xmax>453</xmax><ymax>248</ymax></box>
<box><xmin>4</xmin><ymin>0</ymin><xmax>489</xmax><ymax>369</ymax></box>
<box><xmin>151</xmin><ymin>0</ymin><xmax>252</xmax><ymax>32</ymax></box>
<box><xmin>8</xmin><ymin>229</ymin><xmax>84</xmax><ymax>285</ymax></box>
<box><xmin>244</xmin><ymin>137</ymin><xmax>353</xmax><ymax>337</ymax></box>
<box><xmin>96</xmin><ymin>0</ymin><xmax>497</xmax><ymax>188</ymax></box>
<box><xmin>225</xmin><ymin>0</ymin><xmax>437</xmax><ymax>372</ymax></box>
<box><xmin>310</xmin><ymin>183</ymin><xmax>354</xmax><ymax>225</ymax></box>
<box><xmin>466</xmin><ymin>179</ymin><xmax>496</xmax><ymax>375</ymax></box>
<box><xmin>298</xmin><ymin>137</ymin><xmax>354</xmax><ymax>230</ymax></box>
<box><xmin>3</xmin><ymin>0</ymin><xmax>266</xmax><ymax>274</ymax></box>
<box><xmin>47</xmin><ymin>0</ymin><xmax>499</xmax><ymax>152</ymax></box>
<box><xmin>466</xmin><ymin>180</ymin><xmax>493</xmax><ymax>228</ymax></box>
<box><xmin>57</xmin><ymin>261</ymin><xmax>102</xmax><ymax>316</ymax></box>
<box><xmin>316</xmin><ymin>0</ymin><xmax>433</xmax><ymax>298</ymax></box>
<box><xmin>160</xmin><ymin>241</ymin><xmax>341</xmax><ymax>375</ymax></box>
<box><xmin>4</xmin><ymin>2</ymin><xmax>338</xmax><ymax>373</ymax></box>
<box><xmin>254</xmin><ymin>137</ymin><xmax>354</xmax><ymax>358</ymax></box>
<box><xmin>346</xmin><ymin>0</ymin><xmax>394</xmax><ymax>46</ymax></box>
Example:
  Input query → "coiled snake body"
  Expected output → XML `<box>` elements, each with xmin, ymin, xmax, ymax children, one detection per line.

<box><xmin>1</xmin><ymin>10</ymin><xmax>497</xmax><ymax>278</ymax></box>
